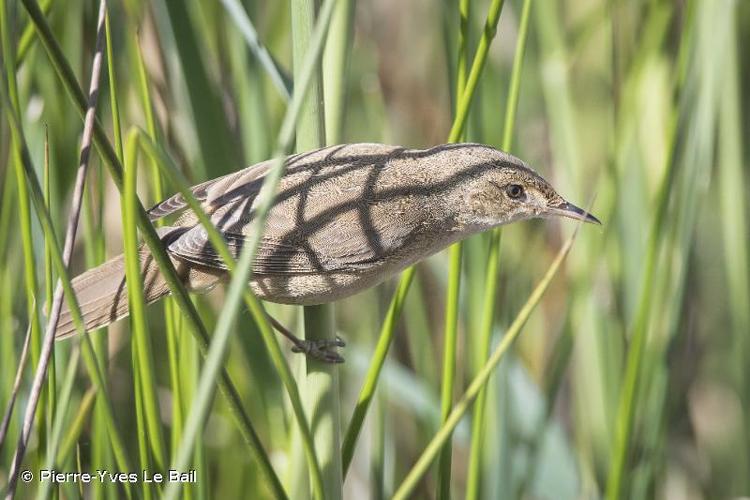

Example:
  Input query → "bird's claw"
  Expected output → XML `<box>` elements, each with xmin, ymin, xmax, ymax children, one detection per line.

<box><xmin>291</xmin><ymin>336</ymin><xmax>346</xmax><ymax>364</ymax></box>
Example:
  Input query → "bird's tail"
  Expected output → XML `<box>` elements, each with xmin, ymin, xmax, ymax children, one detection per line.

<box><xmin>55</xmin><ymin>247</ymin><xmax>170</xmax><ymax>340</ymax></box>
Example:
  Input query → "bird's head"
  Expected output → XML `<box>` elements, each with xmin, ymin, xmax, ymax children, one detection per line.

<box><xmin>458</xmin><ymin>154</ymin><xmax>600</xmax><ymax>229</ymax></box>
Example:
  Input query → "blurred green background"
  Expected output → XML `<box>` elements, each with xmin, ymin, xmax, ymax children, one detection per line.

<box><xmin>1</xmin><ymin>0</ymin><xmax>749</xmax><ymax>498</ymax></box>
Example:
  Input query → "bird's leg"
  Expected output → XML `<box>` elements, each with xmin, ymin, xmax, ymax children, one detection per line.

<box><xmin>266</xmin><ymin>314</ymin><xmax>346</xmax><ymax>364</ymax></box>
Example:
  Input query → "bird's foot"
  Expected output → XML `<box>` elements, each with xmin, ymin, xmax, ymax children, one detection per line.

<box><xmin>266</xmin><ymin>313</ymin><xmax>346</xmax><ymax>364</ymax></box>
<box><xmin>291</xmin><ymin>336</ymin><xmax>346</xmax><ymax>364</ymax></box>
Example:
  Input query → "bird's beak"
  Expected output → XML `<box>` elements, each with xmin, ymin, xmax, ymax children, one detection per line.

<box><xmin>545</xmin><ymin>201</ymin><xmax>601</xmax><ymax>225</ymax></box>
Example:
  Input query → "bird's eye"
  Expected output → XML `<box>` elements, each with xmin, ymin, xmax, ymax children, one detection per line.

<box><xmin>505</xmin><ymin>184</ymin><xmax>525</xmax><ymax>199</ymax></box>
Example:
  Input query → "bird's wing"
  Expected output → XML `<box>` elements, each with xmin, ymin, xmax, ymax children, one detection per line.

<box><xmin>146</xmin><ymin>160</ymin><xmax>273</xmax><ymax>221</ymax></box>
<box><xmin>146</xmin><ymin>143</ymin><xmax>404</xmax><ymax>221</ymax></box>
<box><xmin>166</xmin><ymin>229</ymin><xmax>327</xmax><ymax>274</ymax></box>
<box><xmin>167</xmin><ymin>209</ymin><xmax>417</xmax><ymax>275</ymax></box>
<box><xmin>167</xmin><ymin>192</ymin><xmax>421</xmax><ymax>275</ymax></box>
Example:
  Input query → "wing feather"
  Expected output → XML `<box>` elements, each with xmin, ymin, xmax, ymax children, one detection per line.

<box><xmin>168</xmin><ymin>214</ymin><xmax>418</xmax><ymax>275</ymax></box>
<box><xmin>147</xmin><ymin>160</ymin><xmax>272</xmax><ymax>221</ymax></box>
<box><xmin>162</xmin><ymin>143</ymin><xmax>427</xmax><ymax>274</ymax></box>
<box><xmin>167</xmin><ymin>227</ymin><xmax>339</xmax><ymax>275</ymax></box>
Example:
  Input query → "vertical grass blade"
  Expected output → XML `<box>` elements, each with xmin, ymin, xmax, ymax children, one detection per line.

<box><xmin>122</xmin><ymin>135</ymin><xmax>168</xmax><ymax>472</ymax></box>
<box><xmin>437</xmin><ymin>1</ymin><xmax>471</xmax><ymax>495</ymax></box>
<box><xmin>341</xmin><ymin>0</ymin><xmax>507</xmax><ymax>476</ymax></box>
<box><xmin>14</xmin><ymin>0</ymin><xmax>51</xmax><ymax>65</ymax></box>
<box><xmin>162</xmin><ymin>0</ymin><xmax>239</xmax><ymax>178</ymax></box>
<box><xmin>341</xmin><ymin>266</ymin><xmax>414</xmax><ymax>475</ymax></box>
<box><xmin>36</xmin><ymin>346</ymin><xmax>83</xmax><ymax>500</ymax></box>
<box><xmin>465</xmin><ymin>1</ymin><xmax>533</xmax><ymax>497</ymax></box>
<box><xmin>447</xmin><ymin>0</ymin><xmax>506</xmax><ymax>141</ymax></box>
<box><xmin>132</xmin><ymin>363</ymin><xmax>155</xmax><ymax>500</ymax></box>
<box><xmin>323</xmin><ymin>0</ymin><xmax>355</xmax><ymax>144</ymax></box>
<box><xmin>292</xmin><ymin>0</ymin><xmax>342</xmax><ymax>498</ymax></box>
<box><xmin>1</xmin><ymin>0</ymin><xmax>43</xmax><ymax>461</ymax></box>
<box><xmin>717</xmin><ymin>5</ymin><xmax>750</xmax><ymax>469</ymax></box>
<box><xmin>106</xmin><ymin>17</ymin><xmax>169</xmax><ymax>476</ymax></box>
<box><xmin>41</xmin><ymin>127</ymin><xmax>56</xmax><ymax>465</ymax></box>
<box><xmin>0</xmin><ymin>325</ymin><xmax>32</xmax><ymax>454</ymax></box>
<box><xmin>133</xmin><ymin>34</ymin><xmax>164</xmax><ymax>199</ymax></box>
<box><xmin>437</xmin><ymin>240</ymin><xmax>461</xmax><ymax>499</ymax></box>
<box><xmin>219</xmin><ymin>0</ymin><xmax>292</xmax><ymax>100</ymax></box>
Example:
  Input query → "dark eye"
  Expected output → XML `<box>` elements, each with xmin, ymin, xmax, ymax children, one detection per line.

<box><xmin>505</xmin><ymin>184</ymin><xmax>525</xmax><ymax>199</ymax></box>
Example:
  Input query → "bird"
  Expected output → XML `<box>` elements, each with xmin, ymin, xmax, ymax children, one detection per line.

<box><xmin>55</xmin><ymin>142</ymin><xmax>599</xmax><ymax>361</ymax></box>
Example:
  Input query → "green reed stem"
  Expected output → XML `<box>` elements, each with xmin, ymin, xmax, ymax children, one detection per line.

<box><xmin>133</xmin><ymin>33</ymin><xmax>163</xmax><ymax>201</ymax></box>
<box><xmin>37</xmin><ymin>347</ymin><xmax>85</xmax><ymax>500</ymax></box>
<box><xmin>131</xmin><ymin>30</ymin><xmax>186</xmax><ymax>469</ymax></box>
<box><xmin>1</xmin><ymin>0</ymin><xmax>43</xmax><ymax>456</ymax></box>
<box><xmin>294</xmin><ymin>0</ymin><xmax>344</xmax><ymax>497</ymax></box>
<box><xmin>717</xmin><ymin>16</ymin><xmax>750</xmax><ymax>469</ymax></box>
<box><xmin>465</xmin><ymin>0</ymin><xmax>532</xmax><ymax>497</ymax></box>
<box><xmin>132</xmin><ymin>360</ymin><xmax>155</xmax><ymax>500</ymax></box>
<box><xmin>123</xmin><ymin>135</ymin><xmax>168</xmax><ymax>472</ymax></box>
<box><xmin>447</xmin><ymin>0</ymin><xmax>507</xmax><ymax>141</ymax></box>
<box><xmin>437</xmin><ymin>241</ymin><xmax>462</xmax><ymax>500</ymax></box>
<box><xmin>108</xmin><ymin>15</ymin><xmax>169</xmax><ymax>475</ymax></box>
<box><xmin>219</xmin><ymin>0</ymin><xmax>292</xmax><ymax>100</ymax></box>
<box><xmin>42</xmin><ymin>128</ymin><xmax>56</xmax><ymax>464</ymax></box>
<box><xmin>341</xmin><ymin>266</ymin><xmax>414</xmax><ymax>474</ymax></box>
<box><xmin>341</xmin><ymin>0</ymin><xmax>507</xmax><ymax>476</ymax></box>
<box><xmin>105</xmin><ymin>11</ymin><xmax>122</xmax><ymax>161</ymax></box>
<box><xmin>55</xmin><ymin>381</ymin><xmax>93</xmax><ymax>467</ymax></box>
<box><xmin>15</xmin><ymin>0</ymin><xmax>51</xmax><ymax>65</ymax></box>
<box><xmin>162</xmin><ymin>0</ymin><xmax>239</xmax><ymax>178</ymax></box>
<box><xmin>437</xmin><ymin>1</ymin><xmax>471</xmax><ymax>496</ymax></box>
<box><xmin>323</xmin><ymin>0</ymin><xmax>355</xmax><ymax>144</ymax></box>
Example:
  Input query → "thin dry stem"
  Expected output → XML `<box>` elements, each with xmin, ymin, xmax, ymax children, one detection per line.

<box><xmin>0</xmin><ymin>323</ymin><xmax>32</xmax><ymax>450</ymax></box>
<box><xmin>6</xmin><ymin>2</ymin><xmax>108</xmax><ymax>496</ymax></box>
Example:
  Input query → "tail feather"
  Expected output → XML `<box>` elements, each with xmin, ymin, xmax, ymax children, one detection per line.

<box><xmin>55</xmin><ymin>247</ymin><xmax>169</xmax><ymax>340</ymax></box>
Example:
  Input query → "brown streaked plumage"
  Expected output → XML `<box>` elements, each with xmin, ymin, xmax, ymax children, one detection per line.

<box><xmin>55</xmin><ymin>143</ymin><xmax>599</xmax><ymax>342</ymax></box>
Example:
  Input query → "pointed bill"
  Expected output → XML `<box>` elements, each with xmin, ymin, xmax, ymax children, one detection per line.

<box><xmin>546</xmin><ymin>201</ymin><xmax>601</xmax><ymax>225</ymax></box>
